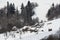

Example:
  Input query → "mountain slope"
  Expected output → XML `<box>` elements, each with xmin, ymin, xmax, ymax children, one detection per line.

<box><xmin>0</xmin><ymin>18</ymin><xmax>60</xmax><ymax>40</ymax></box>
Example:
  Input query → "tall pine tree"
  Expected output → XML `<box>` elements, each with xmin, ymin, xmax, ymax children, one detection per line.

<box><xmin>21</xmin><ymin>1</ymin><xmax>37</xmax><ymax>25</ymax></box>
<box><xmin>21</xmin><ymin>3</ymin><xmax>24</xmax><ymax>16</ymax></box>
<box><xmin>7</xmin><ymin>1</ymin><xmax>10</xmax><ymax>17</ymax></box>
<box><xmin>9</xmin><ymin>3</ymin><xmax>15</xmax><ymax>14</ymax></box>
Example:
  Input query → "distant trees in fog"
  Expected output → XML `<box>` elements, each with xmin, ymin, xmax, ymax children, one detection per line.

<box><xmin>46</xmin><ymin>3</ymin><xmax>60</xmax><ymax>20</ymax></box>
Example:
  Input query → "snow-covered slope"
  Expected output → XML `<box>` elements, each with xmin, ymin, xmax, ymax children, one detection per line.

<box><xmin>20</xmin><ymin>18</ymin><xmax>60</xmax><ymax>40</ymax></box>
<box><xmin>0</xmin><ymin>18</ymin><xmax>60</xmax><ymax>40</ymax></box>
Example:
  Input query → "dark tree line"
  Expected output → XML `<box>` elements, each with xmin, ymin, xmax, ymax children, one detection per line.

<box><xmin>0</xmin><ymin>1</ymin><xmax>38</xmax><ymax>33</ymax></box>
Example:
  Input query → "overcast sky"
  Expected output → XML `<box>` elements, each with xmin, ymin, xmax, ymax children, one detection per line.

<box><xmin>0</xmin><ymin>0</ymin><xmax>60</xmax><ymax>21</ymax></box>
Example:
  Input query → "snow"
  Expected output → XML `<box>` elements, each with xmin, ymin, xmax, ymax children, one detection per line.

<box><xmin>0</xmin><ymin>18</ymin><xmax>60</xmax><ymax>40</ymax></box>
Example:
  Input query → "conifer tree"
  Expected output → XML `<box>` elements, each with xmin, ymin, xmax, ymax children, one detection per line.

<box><xmin>25</xmin><ymin>1</ymin><xmax>35</xmax><ymax>25</ymax></box>
<box><xmin>21</xmin><ymin>3</ymin><xmax>24</xmax><ymax>16</ymax></box>
<box><xmin>9</xmin><ymin>3</ymin><xmax>15</xmax><ymax>14</ymax></box>
<box><xmin>7</xmin><ymin>1</ymin><xmax>10</xmax><ymax>16</ymax></box>
<box><xmin>20</xmin><ymin>1</ymin><xmax>38</xmax><ymax>25</ymax></box>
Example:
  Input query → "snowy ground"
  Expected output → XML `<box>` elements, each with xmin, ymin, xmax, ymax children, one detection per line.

<box><xmin>0</xmin><ymin>18</ymin><xmax>60</xmax><ymax>40</ymax></box>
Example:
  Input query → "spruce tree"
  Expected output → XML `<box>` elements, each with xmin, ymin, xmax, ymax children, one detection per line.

<box><xmin>25</xmin><ymin>1</ymin><xmax>34</xmax><ymax>25</ymax></box>
<box><xmin>7</xmin><ymin>1</ymin><xmax>10</xmax><ymax>17</ymax></box>
<box><xmin>9</xmin><ymin>3</ymin><xmax>15</xmax><ymax>14</ymax></box>
<box><xmin>21</xmin><ymin>3</ymin><xmax>24</xmax><ymax>16</ymax></box>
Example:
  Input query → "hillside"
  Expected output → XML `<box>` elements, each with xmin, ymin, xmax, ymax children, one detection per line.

<box><xmin>0</xmin><ymin>18</ymin><xmax>60</xmax><ymax>40</ymax></box>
